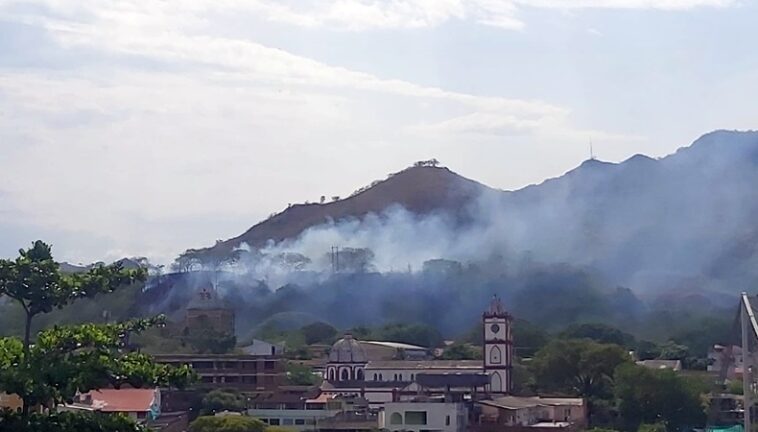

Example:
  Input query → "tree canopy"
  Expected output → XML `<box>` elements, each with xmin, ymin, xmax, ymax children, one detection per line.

<box><xmin>201</xmin><ymin>389</ymin><xmax>248</xmax><ymax>415</ymax></box>
<box><xmin>189</xmin><ymin>415</ymin><xmax>267</xmax><ymax>432</ymax></box>
<box><xmin>614</xmin><ymin>363</ymin><xmax>707</xmax><ymax>432</ymax></box>
<box><xmin>0</xmin><ymin>241</ymin><xmax>194</xmax><ymax>431</ymax></box>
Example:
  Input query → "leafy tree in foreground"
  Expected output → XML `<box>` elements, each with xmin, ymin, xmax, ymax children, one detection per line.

<box><xmin>0</xmin><ymin>241</ymin><xmax>195</xmax><ymax>431</ymax></box>
<box><xmin>189</xmin><ymin>415</ymin><xmax>266</xmax><ymax>432</ymax></box>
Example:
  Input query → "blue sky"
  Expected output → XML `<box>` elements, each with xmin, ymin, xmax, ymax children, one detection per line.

<box><xmin>0</xmin><ymin>0</ymin><xmax>755</xmax><ymax>263</ymax></box>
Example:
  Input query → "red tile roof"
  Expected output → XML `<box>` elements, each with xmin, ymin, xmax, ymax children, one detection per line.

<box><xmin>81</xmin><ymin>389</ymin><xmax>156</xmax><ymax>413</ymax></box>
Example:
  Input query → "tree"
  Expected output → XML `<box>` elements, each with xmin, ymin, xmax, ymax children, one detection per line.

<box><xmin>638</xmin><ymin>423</ymin><xmax>667</xmax><ymax>432</ymax></box>
<box><xmin>201</xmin><ymin>389</ymin><xmax>247</xmax><ymax>414</ymax></box>
<box><xmin>531</xmin><ymin>339</ymin><xmax>630</xmax><ymax>399</ymax></box>
<box><xmin>531</xmin><ymin>339</ymin><xmax>631</xmax><ymax>426</ymax></box>
<box><xmin>286</xmin><ymin>362</ymin><xmax>321</xmax><ymax>386</ymax></box>
<box><xmin>0</xmin><ymin>241</ymin><xmax>144</xmax><ymax>358</ymax></box>
<box><xmin>614</xmin><ymin>363</ymin><xmax>706</xmax><ymax>432</ymax></box>
<box><xmin>300</xmin><ymin>322</ymin><xmax>338</xmax><ymax>345</ymax></box>
<box><xmin>183</xmin><ymin>317</ymin><xmax>237</xmax><ymax>354</ymax></box>
<box><xmin>440</xmin><ymin>343</ymin><xmax>481</xmax><ymax>360</ymax></box>
<box><xmin>560</xmin><ymin>323</ymin><xmax>635</xmax><ymax>347</ymax></box>
<box><xmin>189</xmin><ymin>415</ymin><xmax>266</xmax><ymax>432</ymax></box>
<box><xmin>0</xmin><ymin>241</ymin><xmax>194</xmax><ymax>431</ymax></box>
<box><xmin>375</xmin><ymin>323</ymin><xmax>443</xmax><ymax>349</ymax></box>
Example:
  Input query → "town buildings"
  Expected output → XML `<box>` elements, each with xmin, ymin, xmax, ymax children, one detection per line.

<box><xmin>155</xmin><ymin>353</ymin><xmax>285</xmax><ymax>390</ymax></box>
<box><xmin>320</xmin><ymin>296</ymin><xmax>514</xmax><ymax>407</ymax></box>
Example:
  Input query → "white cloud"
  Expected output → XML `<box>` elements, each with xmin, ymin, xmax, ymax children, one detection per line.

<box><xmin>204</xmin><ymin>0</ymin><xmax>735</xmax><ymax>31</ymax></box>
<box><xmin>0</xmin><ymin>0</ymin><xmax>648</xmax><ymax>262</ymax></box>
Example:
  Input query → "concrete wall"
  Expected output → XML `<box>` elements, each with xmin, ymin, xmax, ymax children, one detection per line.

<box><xmin>247</xmin><ymin>408</ymin><xmax>340</xmax><ymax>431</ymax></box>
<box><xmin>365</xmin><ymin>368</ymin><xmax>481</xmax><ymax>382</ymax></box>
<box><xmin>380</xmin><ymin>402</ymin><xmax>467</xmax><ymax>432</ymax></box>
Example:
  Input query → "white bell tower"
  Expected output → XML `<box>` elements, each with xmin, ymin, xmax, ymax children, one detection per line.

<box><xmin>483</xmin><ymin>295</ymin><xmax>513</xmax><ymax>394</ymax></box>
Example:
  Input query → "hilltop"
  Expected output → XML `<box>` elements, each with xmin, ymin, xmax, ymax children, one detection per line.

<box><xmin>203</xmin><ymin>163</ymin><xmax>494</xmax><ymax>257</ymax></box>
<box><xmin>186</xmin><ymin>130</ymin><xmax>758</xmax><ymax>295</ymax></box>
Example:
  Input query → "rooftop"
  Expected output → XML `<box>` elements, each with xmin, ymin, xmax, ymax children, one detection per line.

<box><xmin>361</xmin><ymin>341</ymin><xmax>427</xmax><ymax>351</ymax></box>
<box><xmin>480</xmin><ymin>396</ymin><xmax>584</xmax><ymax>410</ymax></box>
<box><xmin>78</xmin><ymin>389</ymin><xmax>157</xmax><ymax>413</ymax></box>
<box><xmin>365</xmin><ymin>360</ymin><xmax>482</xmax><ymax>370</ymax></box>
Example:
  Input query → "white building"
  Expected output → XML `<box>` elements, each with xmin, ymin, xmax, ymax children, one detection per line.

<box><xmin>240</xmin><ymin>339</ymin><xmax>285</xmax><ymax>356</ymax></box>
<box><xmin>381</xmin><ymin>400</ymin><xmax>468</xmax><ymax>432</ymax></box>
<box><xmin>320</xmin><ymin>296</ymin><xmax>514</xmax><ymax>407</ymax></box>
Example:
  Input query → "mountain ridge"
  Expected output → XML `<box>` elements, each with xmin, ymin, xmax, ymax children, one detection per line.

<box><xmin>190</xmin><ymin>130</ymin><xmax>758</xmax><ymax>294</ymax></box>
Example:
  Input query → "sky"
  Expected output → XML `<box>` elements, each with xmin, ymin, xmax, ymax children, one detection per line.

<box><xmin>0</xmin><ymin>0</ymin><xmax>756</xmax><ymax>264</ymax></box>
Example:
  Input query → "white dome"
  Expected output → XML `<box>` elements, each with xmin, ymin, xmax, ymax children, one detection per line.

<box><xmin>329</xmin><ymin>333</ymin><xmax>367</xmax><ymax>363</ymax></box>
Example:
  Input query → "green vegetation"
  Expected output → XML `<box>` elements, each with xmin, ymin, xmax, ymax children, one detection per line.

<box><xmin>286</xmin><ymin>362</ymin><xmax>321</xmax><ymax>386</ymax></box>
<box><xmin>615</xmin><ymin>363</ymin><xmax>707</xmax><ymax>431</ymax></box>
<box><xmin>201</xmin><ymin>389</ymin><xmax>248</xmax><ymax>415</ymax></box>
<box><xmin>528</xmin><ymin>338</ymin><xmax>711</xmax><ymax>431</ymax></box>
<box><xmin>300</xmin><ymin>321</ymin><xmax>338</xmax><ymax>345</ymax></box>
<box><xmin>182</xmin><ymin>316</ymin><xmax>237</xmax><ymax>354</ymax></box>
<box><xmin>189</xmin><ymin>415</ymin><xmax>266</xmax><ymax>432</ymax></box>
<box><xmin>531</xmin><ymin>339</ymin><xmax>631</xmax><ymax>399</ymax></box>
<box><xmin>0</xmin><ymin>241</ymin><xmax>194</xmax><ymax>431</ymax></box>
<box><xmin>350</xmin><ymin>323</ymin><xmax>443</xmax><ymax>348</ymax></box>
<box><xmin>440</xmin><ymin>342</ymin><xmax>482</xmax><ymax>360</ymax></box>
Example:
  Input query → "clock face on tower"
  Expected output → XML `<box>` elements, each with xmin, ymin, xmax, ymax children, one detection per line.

<box><xmin>490</xmin><ymin>323</ymin><xmax>500</xmax><ymax>334</ymax></box>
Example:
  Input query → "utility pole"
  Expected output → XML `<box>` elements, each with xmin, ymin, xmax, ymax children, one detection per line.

<box><xmin>742</xmin><ymin>292</ymin><xmax>754</xmax><ymax>432</ymax></box>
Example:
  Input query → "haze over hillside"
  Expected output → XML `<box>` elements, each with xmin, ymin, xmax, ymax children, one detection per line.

<box><xmin>187</xmin><ymin>129</ymin><xmax>758</xmax><ymax>295</ymax></box>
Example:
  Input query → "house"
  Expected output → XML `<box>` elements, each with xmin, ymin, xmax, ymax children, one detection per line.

<box><xmin>247</xmin><ymin>388</ymin><xmax>371</xmax><ymax>432</ymax></box>
<box><xmin>380</xmin><ymin>398</ymin><xmax>468</xmax><ymax>432</ymax></box>
<box><xmin>636</xmin><ymin>359</ymin><xmax>682</xmax><ymax>371</ymax></box>
<box><xmin>64</xmin><ymin>388</ymin><xmax>161</xmax><ymax>422</ymax></box>
<box><xmin>0</xmin><ymin>392</ymin><xmax>22</xmax><ymax>411</ymax></box>
<box><xmin>477</xmin><ymin>396</ymin><xmax>587</xmax><ymax>430</ymax></box>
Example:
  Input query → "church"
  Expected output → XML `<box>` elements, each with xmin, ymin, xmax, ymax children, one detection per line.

<box><xmin>320</xmin><ymin>296</ymin><xmax>513</xmax><ymax>406</ymax></box>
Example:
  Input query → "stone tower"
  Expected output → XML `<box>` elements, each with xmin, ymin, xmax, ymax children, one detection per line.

<box><xmin>483</xmin><ymin>295</ymin><xmax>513</xmax><ymax>394</ymax></box>
<box><xmin>185</xmin><ymin>286</ymin><xmax>235</xmax><ymax>336</ymax></box>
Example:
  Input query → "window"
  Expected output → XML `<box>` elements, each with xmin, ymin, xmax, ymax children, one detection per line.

<box><xmin>404</xmin><ymin>411</ymin><xmax>427</xmax><ymax>425</ymax></box>
<box><xmin>340</xmin><ymin>368</ymin><xmax>349</xmax><ymax>381</ymax></box>
<box><xmin>295</xmin><ymin>419</ymin><xmax>306</xmax><ymax>425</ymax></box>
<box><xmin>390</xmin><ymin>413</ymin><xmax>403</xmax><ymax>425</ymax></box>
<box><xmin>269</xmin><ymin>419</ymin><xmax>280</xmax><ymax>426</ymax></box>
<box><xmin>489</xmin><ymin>346</ymin><xmax>502</xmax><ymax>364</ymax></box>
<box><xmin>283</xmin><ymin>419</ymin><xmax>294</xmax><ymax>425</ymax></box>
<box><xmin>356</xmin><ymin>369</ymin><xmax>364</xmax><ymax>380</ymax></box>
<box><xmin>373</xmin><ymin>373</ymin><xmax>378</xmax><ymax>380</ymax></box>
<box><xmin>446</xmin><ymin>415</ymin><xmax>450</xmax><ymax>426</ymax></box>
<box><xmin>379</xmin><ymin>373</ymin><xmax>383</xmax><ymax>381</ymax></box>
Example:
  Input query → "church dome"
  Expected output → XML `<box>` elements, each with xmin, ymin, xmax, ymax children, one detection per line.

<box><xmin>329</xmin><ymin>333</ymin><xmax>367</xmax><ymax>363</ymax></box>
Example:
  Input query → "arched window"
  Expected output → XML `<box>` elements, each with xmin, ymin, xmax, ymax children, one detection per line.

<box><xmin>373</xmin><ymin>373</ymin><xmax>378</xmax><ymax>381</ymax></box>
<box><xmin>491</xmin><ymin>372</ymin><xmax>503</xmax><ymax>392</ymax></box>
<box><xmin>390</xmin><ymin>413</ymin><xmax>403</xmax><ymax>425</ymax></box>
<box><xmin>328</xmin><ymin>368</ymin><xmax>336</xmax><ymax>381</ymax></box>
<box><xmin>356</xmin><ymin>369</ymin><xmax>364</xmax><ymax>380</ymax></box>
<box><xmin>490</xmin><ymin>346</ymin><xmax>502</xmax><ymax>365</ymax></box>
<box><xmin>379</xmin><ymin>373</ymin><xmax>383</xmax><ymax>381</ymax></box>
<box><xmin>340</xmin><ymin>369</ymin><xmax>349</xmax><ymax>381</ymax></box>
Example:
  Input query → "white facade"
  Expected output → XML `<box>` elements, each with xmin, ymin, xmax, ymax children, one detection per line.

<box><xmin>483</xmin><ymin>296</ymin><xmax>513</xmax><ymax>394</ymax></box>
<box><xmin>241</xmin><ymin>339</ymin><xmax>284</xmax><ymax>356</ymax></box>
<box><xmin>380</xmin><ymin>401</ymin><xmax>468</xmax><ymax>432</ymax></box>
<box><xmin>248</xmin><ymin>408</ymin><xmax>340</xmax><ymax>431</ymax></box>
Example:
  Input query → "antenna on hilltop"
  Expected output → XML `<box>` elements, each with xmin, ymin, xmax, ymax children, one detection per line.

<box><xmin>589</xmin><ymin>139</ymin><xmax>596</xmax><ymax>161</ymax></box>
